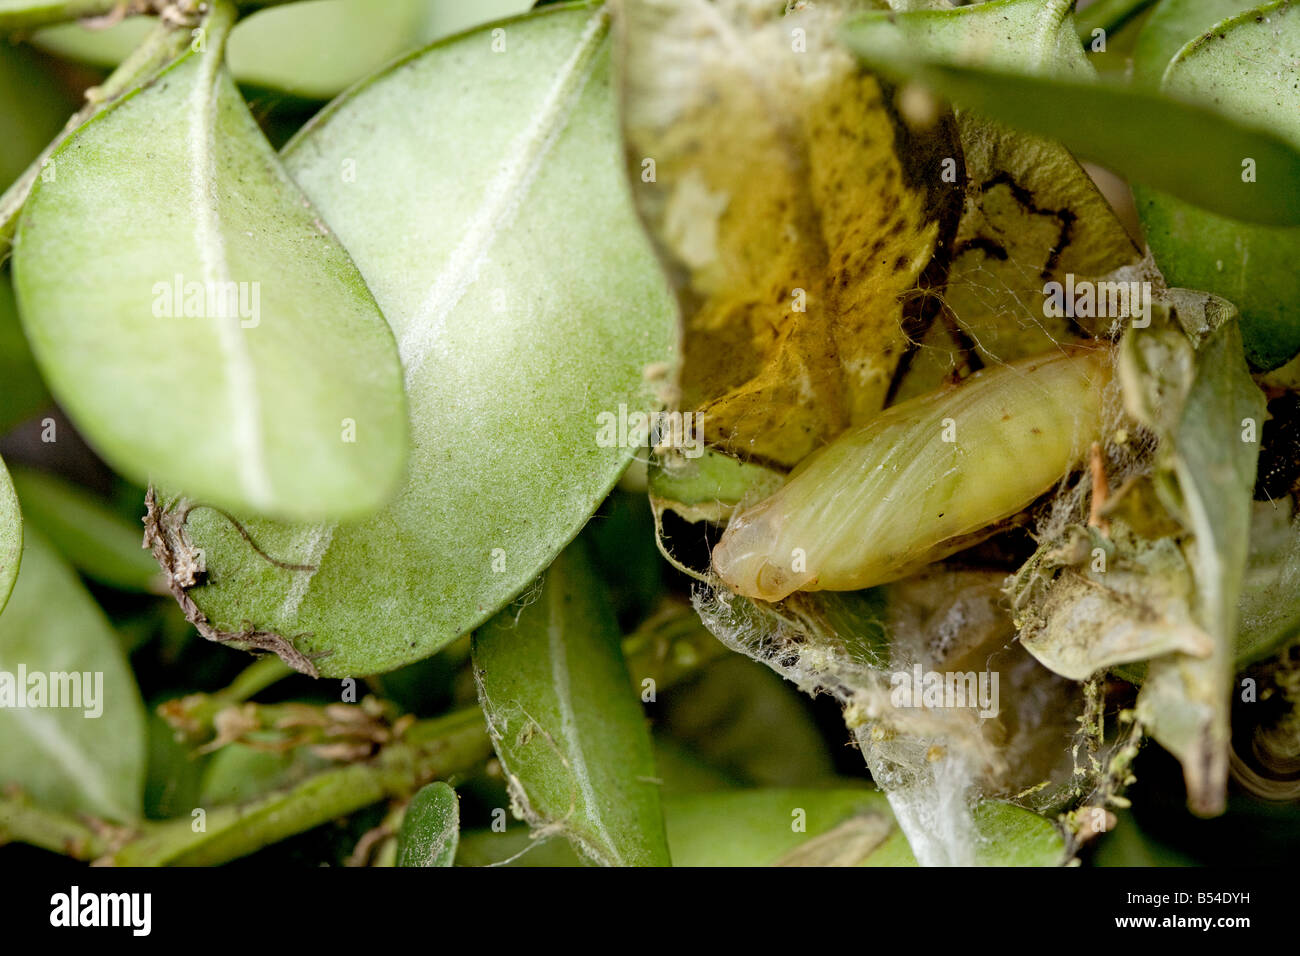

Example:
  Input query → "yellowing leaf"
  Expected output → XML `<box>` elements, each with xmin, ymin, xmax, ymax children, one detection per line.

<box><xmin>617</xmin><ymin>0</ymin><xmax>960</xmax><ymax>467</ymax></box>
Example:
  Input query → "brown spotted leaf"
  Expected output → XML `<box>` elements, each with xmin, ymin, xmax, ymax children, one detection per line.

<box><xmin>616</xmin><ymin>0</ymin><xmax>960</xmax><ymax>467</ymax></box>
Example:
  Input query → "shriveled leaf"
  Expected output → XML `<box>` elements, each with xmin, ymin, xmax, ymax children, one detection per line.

<box><xmin>845</xmin><ymin>0</ymin><xmax>1142</xmax><ymax>367</ymax></box>
<box><xmin>0</xmin><ymin>529</ymin><xmax>146</xmax><ymax>821</ymax></box>
<box><xmin>9</xmin><ymin>466</ymin><xmax>162</xmax><ymax>592</ymax></box>
<box><xmin>618</xmin><ymin>0</ymin><xmax>960</xmax><ymax>467</ymax></box>
<box><xmin>1121</xmin><ymin>305</ymin><xmax>1266</xmax><ymax>814</ymax></box>
<box><xmin>13</xmin><ymin>3</ymin><xmax>408</xmax><ymax>521</ymax></box>
<box><xmin>1135</xmin><ymin>0</ymin><xmax>1300</xmax><ymax>369</ymax></box>
<box><xmin>843</xmin><ymin>21</ymin><xmax>1300</xmax><ymax>226</ymax></box>
<box><xmin>473</xmin><ymin>542</ymin><xmax>670</xmax><ymax>867</ymax></box>
<box><xmin>395</xmin><ymin>781</ymin><xmax>459</xmax><ymax>867</ymax></box>
<box><xmin>35</xmin><ymin>0</ymin><xmax>535</xmax><ymax>98</ymax></box>
<box><xmin>0</xmin><ymin>454</ymin><xmax>18</xmax><ymax>615</ymax></box>
<box><xmin>176</xmin><ymin>5</ymin><xmax>676</xmax><ymax>676</ymax></box>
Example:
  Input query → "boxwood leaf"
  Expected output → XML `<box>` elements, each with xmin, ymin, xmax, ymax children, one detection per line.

<box><xmin>12</xmin><ymin>1</ymin><xmax>408</xmax><ymax>522</ymax></box>
<box><xmin>0</xmin><ymin>528</ymin><xmax>146</xmax><ymax>821</ymax></box>
<box><xmin>34</xmin><ymin>0</ymin><xmax>535</xmax><ymax>99</ymax></box>
<box><xmin>842</xmin><ymin>10</ymin><xmax>1300</xmax><ymax>227</ymax></box>
<box><xmin>0</xmin><ymin>454</ymin><xmax>18</xmax><ymax>615</ymax></box>
<box><xmin>395</xmin><ymin>781</ymin><xmax>459</xmax><ymax>867</ymax></box>
<box><xmin>1135</xmin><ymin>0</ymin><xmax>1300</xmax><ymax>369</ymax></box>
<box><xmin>473</xmin><ymin>542</ymin><xmax>671</xmax><ymax>867</ymax></box>
<box><xmin>174</xmin><ymin>3</ymin><xmax>676</xmax><ymax>676</ymax></box>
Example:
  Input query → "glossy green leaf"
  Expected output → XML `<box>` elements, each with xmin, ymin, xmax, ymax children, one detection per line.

<box><xmin>9</xmin><ymin>466</ymin><xmax>162</xmax><ymax>592</ymax></box>
<box><xmin>13</xmin><ymin>3</ymin><xmax>407</xmax><ymax>522</ymax></box>
<box><xmin>1135</xmin><ymin>0</ymin><xmax>1300</xmax><ymax>369</ymax></box>
<box><xmin>0</xmin><ymin>273</ymin><xmax>49</xmax><ymax>433</ymax></box>
<box><xmin>473</xmin><ymin>542</ymin><xmax>670</xmax><ymax>867</ymax></box>
<box><xmin>395</xmin><ymin>781</ymin><xmax>459</xmax><ymax>867</ymax></box>
<box><xmin>177</xmin><ymin>4</ymin><xmax>676</xmax><ymax>676</ymax></box>
<box><xmin>0</xmin><ymin>454</ymin><xmax>18</xmax><ymax>615</ymax></box>
<box><xmin>0</xmin><ymin>528</ymin><xmax>146</xmax><ymax>821</ymax></box>
<box><xmin>35</xmin><ymin>0</ymin><xmax>534</xmax><ymax>98</ymax></box>
<box><xmin>842</xmin><ymin>11</ymin><xmax>1300</xmax><ymax>226</ymax></box>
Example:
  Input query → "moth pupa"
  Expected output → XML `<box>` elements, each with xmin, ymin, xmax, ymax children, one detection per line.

<box><xmin>712</xmin><ymin>347</ymin><xmax>1112</xmax><ymax>602</ymax></box>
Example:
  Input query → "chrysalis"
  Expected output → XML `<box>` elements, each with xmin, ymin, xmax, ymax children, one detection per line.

<box><xmin>713</xmin><ymin>347</ymin><xmax>1112</xmax><ymax>601</ymax></box>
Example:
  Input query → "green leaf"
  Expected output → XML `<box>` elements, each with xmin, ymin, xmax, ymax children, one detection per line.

<box><xmin>1132</xmin><ymin>0</ymin><xmax>1258</xmax><ymax>87</ymax></box>
<box><xmin>177</xmin><ymin>4</ymin><xmax>676</xmax><ymax>676</ymax></box>
<box><xmin>0</xmin><ymin>454</ymin><xmax>18</xmax><ymax>615</ymax></box>
<box><xmin>395</xmin><ymin>781</ymin><xmax>459</xmax><ymax>867</ymax></box>
<box><xmin>842</xmin><ymin>9</ymin><xmax>1300</xmax><ymax>226</ymax></box>
<box><xmin>12</xmin><ymin>2</ymin><xmax>408</xmax><ymax>522</ymax></box>
<box><xmin>0</xmin><ymin>273</ymin><xmax>50</xmax><ymax>434</ymax></box>
<box><xmin>0</xmin><ymin>528</ymin><xmax>146</xmax><ymax>821</ymax></box>
<box><xmin>1135</xmin><ymin>0</ymin><xmax>1300</xmax><ymax>369</ymax></box>
<box><xmin>666</xmin><ymin>791</ymin><xmax>1065</xmax><ymax>866</ymax></box>
<box><xmin>473</xmin><ymin>542</ymin><xmax>671</xmax><ymax>866</ymax></box>
<box><xmin>35</xmin><ymin>0</ymin><xmax>535</xmax><ymax>99</ymax></box>
<box><xmin>9</xmin><ymin>466</ymin><xmax>162</xmax><ymax>592</ymax></box>
<box><xmin>458</xmin><ymin>790</ymin><xmax>1067</xmax><ymax>866</ymax></box>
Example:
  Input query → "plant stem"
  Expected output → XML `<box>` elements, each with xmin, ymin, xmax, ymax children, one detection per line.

<box><xmin>0</xmin><ymin>789</ymin><xmax>112</xmax><ymax>860</ymax></box>
<box><xmin>0</xmin><ymin>0</ymin><xmax>310</xmax><ymax>33</ymax></box>
<box><xmin>1075</xmin><ymin>0</ymin><xmax>1159</xmax><ymax>42</ymax></box>
<box><xmin>112</xmin><ymin>707</ymin><xmax>491</xmax><ymax>866</ymax></box>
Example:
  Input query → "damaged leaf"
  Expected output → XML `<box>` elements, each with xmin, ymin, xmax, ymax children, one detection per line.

<box><xmin>844</xmin><ymin>0</ymin><xmax>1143</xmax><ymax>369</ymax></box>
<box><xmin>1120</xmin><ymin>303</ymin><xmax>1266</xmax><ymax>815</ymax></box>
<box><xmin>473</xmin><ymin>542</ymin><xmax>670</xmax><ymax>867</ymax></box>
<box><xmin>618</xmin><ymin>0</ymin><xmax>960</xmax><ymax>467</ymax></box>
<box><xmin>173</xmin><ymin>4</ymin><xmax>676</xmax><ymax>676</ymax></box>
<box><xmin>12</xmin><ymin>2</ymin><xmax>408</xmax><ymax>522</ymax></box>
<box><xmin>1135</xmin><ymin>0</ymin><xmax>1300</xmax><ymax>370</ymax></box>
